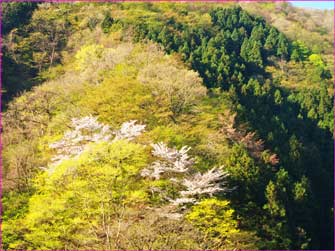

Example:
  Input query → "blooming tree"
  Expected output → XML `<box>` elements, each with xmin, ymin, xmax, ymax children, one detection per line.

<box><xmin>49</xmin><ymin>116</ymin><xmax>145</xmax><ymax>165</ymax></box>
<box><xmin>141</xmin><ymin>142</ymin><xmax>194</xmax><ymax>179</ymax></box>
<box><xmin>180</xmin><ymin>167</ymin><xmax>230</xmax><ymax>197</ymax></box>
<box><xmin>171</xmin><ymin>197</ymin><xmax>197</xmax><ymax>206</ymax></box>
<box><xmin>141</xmin><ymin>142</ymin><xmax>230</xmax><ymax>206</ymax></box>
<box><xmin>114</xmin><ymin>120</ymin><xmax>146</xmax><ymax>141</ymax></box>
<box><xmin>49</xmin><ymin>116</ymin><xmax>112</xmax><ymax>164</ymax></box>
<box><xmin>48</xmin><ymin>117</ymin><xmax>229</xmax><ymax>208</ymax></box>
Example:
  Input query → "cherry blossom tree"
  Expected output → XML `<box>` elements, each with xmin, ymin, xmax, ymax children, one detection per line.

<box><xmin>180</xmin><ymin>167</ymin><xmax>230</xmax><ymax>198</ymax></box>
<box><xmin>49</xmin><ymin>117</ymin><xmax>145</xmax><ymax>166</ymax></box>
<box><xmin>48</xmin><ymin>117</ymin><xmax>229</xmax><ymax>207</ymax></box>
<box><xmin>141</xmin><ymin>142</ymin><xmax>231</xmax><ymax>206</ymax></box>
<box><xmin>114</xmin><ymin>120</ymin><xmax>146</xmax><ymax>141</ymax></box>
<box><xmin>49</xmin><ymin>116</ymin><xmax>112</xmax><ymax>164</ymax></box>
<box><xmin>141</xmin><ymin>142</ymin><xmax>194</xmax><ymax>179</ymax></box>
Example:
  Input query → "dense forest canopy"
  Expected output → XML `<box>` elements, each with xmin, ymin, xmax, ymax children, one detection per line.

<box><xmin>1</xmin><ymin>2</ymin><xmax>333</xmax><ymax>250</ymax></box>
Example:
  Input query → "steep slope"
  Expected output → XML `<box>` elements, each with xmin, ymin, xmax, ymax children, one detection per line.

<box><xmin>3</xmin><ymin>39</ymin><xmax>259</xmax><ymax>250</ymax></box>
<box><xmin>2</xmin><ymin>2</ymin><xmax>333</xmax><ymax>250</ymax></box>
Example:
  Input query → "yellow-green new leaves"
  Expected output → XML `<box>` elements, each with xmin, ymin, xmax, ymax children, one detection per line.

<box><xmin>73</xmin><ymin>43</ymin><xmax>133</xmax><ymax>85</ymax></box>
<box><xmin>79</xmin><ymin>77</ymin><xmax>160</xmax><ymax>126</ymax></box>
<box><xmin>186</xmin><ymin>198</ymin><xmax>258</xmax><ymax>250</ymax></box>
<box><xmin>138</xmin><ymin>60</ymin><xmax>207</xmax><ymax>119</ymax></box>
<box><xmin>74</xmin><ymin>43</ymin><xmax>133</xmax><ymax>72</ymax></box>
<box><xmin>186</xmin><ymin>198</ymin><xmax>257</xmax><ymax>249</ymax></box>
<box><xmin>308</xmin><ymin>54</ymin><xmax>325</xmax><ymax>68</ymax></box>
<box><xmin>187</xmin><ymin>198</ymin><xmax>238</xmax><ymax>235</ymax></box>
<box><xmin>23</xmin><ymin>140</ymin><xmax>149</xmax><ymax>249</ymax></box>
<box><xmin>75</xmin><ymin>44</ymin><xmax>104</xmax><ymax>71</ymax></box>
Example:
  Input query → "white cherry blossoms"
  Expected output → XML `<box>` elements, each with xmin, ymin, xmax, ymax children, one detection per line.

<box><xmin>140</xmin><ymin>143</ymin><xmax>194</xmax><ymax>179</ymax></box>
<box><xmin>49</xmin><ymin>116</ymin><xmax>145</xmax><ymax>166</ymax></box>
<box><xmin>47</xmin><ymin>116</ymin><xmax>230</xmax><ymax>207</ymax></box>
<box><xmin>141</xmin><ymin>142</ymin><xmax>230</xmax><ymax>206</ymax></box>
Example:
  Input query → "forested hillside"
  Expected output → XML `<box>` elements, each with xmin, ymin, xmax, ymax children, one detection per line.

<box><xmin>2</xmin><ymin>2</ymin><xmax>333</xmax><ymax>250</ymax></box>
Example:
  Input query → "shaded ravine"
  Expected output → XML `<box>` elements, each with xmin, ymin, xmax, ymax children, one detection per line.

<box><xmin>133</xmin><ymin>6</ymin><xmax>334</xmax><ymax>249</ymax></box>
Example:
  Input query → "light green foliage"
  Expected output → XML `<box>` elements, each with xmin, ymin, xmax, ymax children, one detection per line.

<box><xmin>2</xmin><ymin>2</ymin><xmax>334</xmax><ymax>250</ymax></box>
<box><xmin>22</xmin><ymin>140</ymin><xmax>149</xmax><ymax>249</ymax></box>
<box><xmin>75</xmin><ymin>44</ymin><xmax>104</xmax><ymax>71</ymax></box>
<box><xmin>187</xmin><ymin>198</ymin><xmax>238</xmax><ymax>235</ymax></box>
<box><xmin>309</xmin><ymin>54</ymin><xmax>325</xmax><ymax>67</ymax></box>
<box><xmin>2</xmin><ymin>191</ymin><xmax>32</xmax><ymax>250</ymax></box>
<box><xmin>79</xmin><ymin>76</ymin><xmax>161</xmax><ymax>126</ymax></box>
<box><xmin>187</xmin><ymin>198</ymin><xmax>258</xmax><ymax>249</ymax></box>
<box><xmin>138</xmin><ymin>58</ymin><xmax>207</xmax><ymax>120</ymax></box>
<box><xmin>73</xmin><ymin>43</ymin><xmax>133</xmax><ymax>85</ymax></box>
